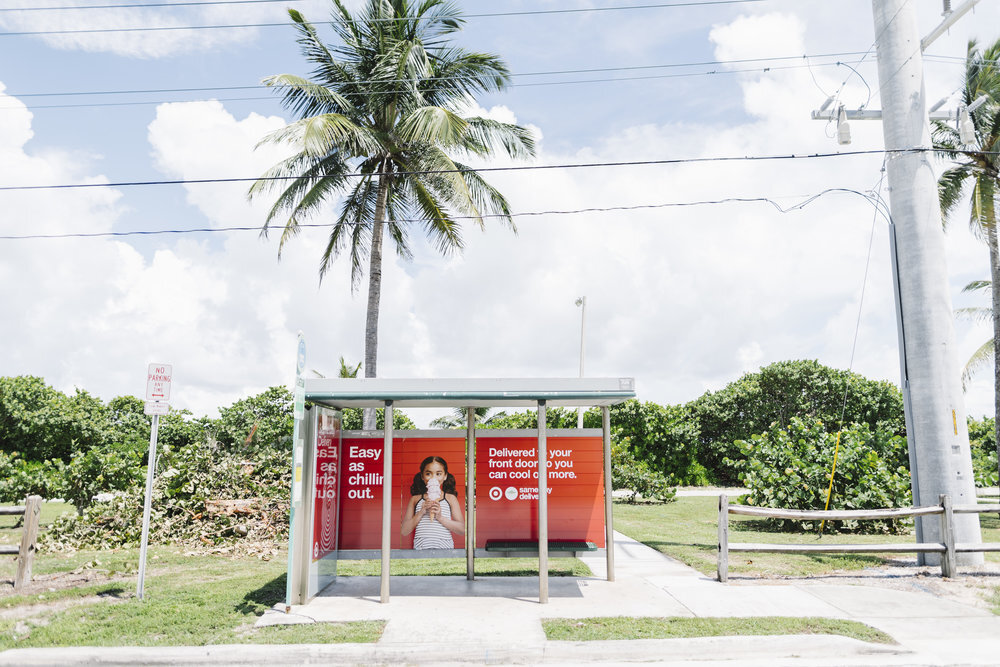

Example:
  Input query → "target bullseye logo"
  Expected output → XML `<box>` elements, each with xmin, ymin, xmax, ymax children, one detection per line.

<box><xmin>489</xmin><ymin>486</ymin><xmax>503</xmax><ymax>501</ymax></box>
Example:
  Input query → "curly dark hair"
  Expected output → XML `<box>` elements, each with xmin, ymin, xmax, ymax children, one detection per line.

<box><xmin>409</xmin><ymin>456</ymin><xmax>459</xmax><ymax>497</ymax></box>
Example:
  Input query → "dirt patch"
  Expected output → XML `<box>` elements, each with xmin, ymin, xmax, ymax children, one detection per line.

<box><xmin>728</xmin><ymin>557</ymin><xmax>1000</xmax><ymax>612</ymax></box>
<box><xmin>0</xmin><ymin>569</ymin><xmax>132</xmax><ymax>601</ymax></box>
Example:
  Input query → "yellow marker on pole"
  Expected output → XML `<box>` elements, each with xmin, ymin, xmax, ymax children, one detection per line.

<box><xmin>819</xmin><ymin>431</ymin><xmax>843</xmax><ymax>535</ymax></box>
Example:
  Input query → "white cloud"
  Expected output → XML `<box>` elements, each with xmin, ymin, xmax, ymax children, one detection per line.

<box><xmin>2</xmin><ymin>2</ymin><xmax>998</xmax><ymax>429</ymax></box>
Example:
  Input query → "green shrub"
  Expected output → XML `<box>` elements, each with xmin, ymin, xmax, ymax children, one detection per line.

<box><xmin>340</xmin><ymin>406</ymin><xmax>417</xmax><ymax>430</ymax></box>
<box><xmin>214</xmin><ymin>386</ymin><xmax>293</xmax><ymax>450</ymax></box>
<box><xmin>61</xmin><ymin>446</ymin><xmax>145</xmax><ymax>511</ymax></box>
<box><xmin>610</xmin><ymin>400</ymin><xmax>707</xmax><ymax>486</ymax></box>
<box><xmin>690</xmin><ymin>360</ymin><xmax>905</xmax><ymax>485</ymax></box>
<box><xmin>611</xmin><ymin>441</ymin><xmax>676</xmax><ymax>503</ymax></box>
<box><xmin>728</xmin><ymin>416</ymin><xmax>911</xmax><ymax>533</ymax></box>
<box><xmin>0</xmin><ymin>451</ymin><xmax>66</xmax><ymax>502</ymax></box>
<box><xmin>968</xmin><ymin>416</ymin><xmax>998</xmax><ymax>488</ymax></box>
<box><xmin>0</xmin><ymin>376</ymin><xmax>113</xmax><ymax>461</ymax></box>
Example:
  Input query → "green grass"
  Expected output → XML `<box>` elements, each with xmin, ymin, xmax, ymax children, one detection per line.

<box><xmin>0</xmin><ymin>546</ymin><xmax>383</xmax><ymax>649</ymax></box>
<box><xmin>613</xmin><ymin>496</ymin><xmax>1000</xmax><ymax>578</ymax></box>
<box><xmin>0</xmin><ymin>501</ymin><xmax>73</xmax><ymax>547</ymax></box>
<box><xmin>542</xmin><ymin>616</ymin><xmax>895</xmax><ymax>643</ymax></box>
<box><xmin>337</xmin><ymin>557</ymin><xmax>590</xmax><ymax>577</ymax></box>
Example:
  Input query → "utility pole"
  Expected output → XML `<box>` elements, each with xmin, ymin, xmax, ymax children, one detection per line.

<box><xmin>872</xmin><ymin>0</ymin><xmax>981</xmax><ymax>564</ymax></box>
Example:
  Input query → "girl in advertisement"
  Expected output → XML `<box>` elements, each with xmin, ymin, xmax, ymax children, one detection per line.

<box><xmin>401</xmin><ymin>456</ymin><xmax>465</xmax><ymax>548</ymax></box>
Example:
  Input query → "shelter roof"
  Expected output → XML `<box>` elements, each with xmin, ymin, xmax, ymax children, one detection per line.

<box><xmin>303</xmin><ymin>377</ymin><xmax>635</xmax><ymax>409</ymax></box>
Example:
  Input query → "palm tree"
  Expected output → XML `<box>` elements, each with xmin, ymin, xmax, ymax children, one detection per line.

<box><xmin>956</xmin><ymin>279</ymin><xmax>994</xmax><ymax>390</ymax></box>
<box><xmin>935</xmin><ymin>37</ymin><xmax>1000</xmax><ymax>486</ymax></box>
<box><xmin>249</xmin><ymin>0</ymin><xmax>535</xmax><ymax>429</ymax></box>
<box><xmin>429</xmin><ymin>406</ymin><xmax>491</xmax><ymax>429</ymax></box>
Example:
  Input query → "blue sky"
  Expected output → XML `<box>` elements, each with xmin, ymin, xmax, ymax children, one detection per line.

<box><xmin>1</xmin><ymin>0</ymin><xmax>998</xmax><ymax>426</ymax></box>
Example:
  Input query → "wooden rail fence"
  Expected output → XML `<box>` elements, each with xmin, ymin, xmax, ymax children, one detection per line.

<box><xmin>1</xmin><ymin>495</ymin><xmax>42</xmax><ymax>591</ymax></box>
<box><xmin>717</xmin><ymin>493</ymin><xmax>1000</xmax><ymax>582</ymax></box>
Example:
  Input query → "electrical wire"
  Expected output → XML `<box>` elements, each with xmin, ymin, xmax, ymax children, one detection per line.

<box><xmin>5</xmin><ymin>52</ymin><xmax>867</xmax><ymax>99</ymax></box>
<box><xmin>0</xmin><ymin>0</ymin><xmax>301</xmax><ymax>10</ymax></box>
<box><xmin>1</xmin><ymin>147</ymin><xmax>988</xmax><ymax>193</ymax></box>
<box><xmin>0</xmin><ymin>149</ymin><xmax>912</xmax><ymax>192</ymax></box>
<box><xmin>0</xmin><ymin>61</ymin><xmax>859</xmax><ymax>111</ymax></box>
<box><xmin>0</xmin><ymin>188</ymin><xmax>893</xmax><ymax>241</ymax></box>
<box><xmin>818</xmin><ymin>161</ymin><xmax>889</xmax><ymax>535</ymax></box>
<box><xmin>0</xmin><ymin>1</ymin><xmax>766</xmax><ymax>36</ymax></box>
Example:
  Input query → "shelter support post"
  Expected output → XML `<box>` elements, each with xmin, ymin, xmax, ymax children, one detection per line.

<box><xmin>602</xmin><ymin>406</ymin><xmax>615</xmax><ymax>581</ymax></box>
<box><xmin>381</xmin><ymin>400</ymin><xmax>394</xmax><ymax>603</ymax></box>
<box><xmin>466</xmin><ymin>407</ymin><xmax>475</xmax><ymax>581</ymax></box>
<box><xmin>537</xmin><ymin>400</ymin><xmax>549</xmax><ymax>603</ymax></box>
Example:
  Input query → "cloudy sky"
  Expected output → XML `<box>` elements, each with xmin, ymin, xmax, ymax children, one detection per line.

<box><xmin>1</xmin><ymin>0</ymin><xmax>998</xmax><ymax>426</ymax></box>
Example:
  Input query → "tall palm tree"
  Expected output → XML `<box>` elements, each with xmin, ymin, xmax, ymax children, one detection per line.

<box><xmin>935</xmin><ymin>37</ymin><xmax>1000</xmax><ymax>485</ymax></box>
<box><xmin>249</xmin><ymin>0</ymin><xmax>535</xmax><ymax>428</ymax></box>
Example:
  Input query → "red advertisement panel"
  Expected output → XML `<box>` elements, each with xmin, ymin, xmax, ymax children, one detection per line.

<box><xmin>475</xmin><ymin>435</ymin><xmax>605</xmax><ymax>548</ymax></box>
<box><xmin>338</xmin><ymin>435</ymin><xmax>466</xmax><ymax>549</ymax></box>
<box><xmin>311</xmin><ymin>411</ymin><xmax>340</xmax><ymax>561</ymax></box>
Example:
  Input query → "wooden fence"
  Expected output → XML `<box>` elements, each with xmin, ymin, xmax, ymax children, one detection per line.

<box><xmin>717</xmin><ymin>493</ymin><xmax>1000</xmax><ymax>582</ymax></box>
<box><xmin>1</xmin><ymin>495</ymin><xmax>42</xmax><ymax>591</ymax></box>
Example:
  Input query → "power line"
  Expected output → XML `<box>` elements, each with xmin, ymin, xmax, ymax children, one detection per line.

<box><xmin>0</xmin><ymin>0</ymin><xmax>300</xmax><ymax>11</ymax></box>
<box><xmin>0</xmin><ymin>188</ymin><xmax>888</xmax><ymax>241</ymax></box>
<box><xmin>0</xmin><ymin>1</ymin><xmax>765</xmax><ymax>36</ymax></box>
<box><xmin>0</xmin><ymin>148</ymin><xmax>966</xmax><ymax>192</ymax></box>
<box><xmin>1</xmin><ymin>60</ymin><xmax>863</xmax><ymax>111</ymax></box>
<box><xmin>5</xmin><ymin>51</ymin><xmax>867</xmax><ymax>99</ymax></box>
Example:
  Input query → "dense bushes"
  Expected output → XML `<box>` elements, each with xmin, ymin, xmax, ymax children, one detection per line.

<box><xmin>690</xmin><ymin>360</ymin><xmax>905</xmax><ymax>485</ymax></box>
<box><xmin>728</xmin><ymin>417</ymin><xmax>912</xmax><ymax>533</ymax></box>
<box><xmin>968</xmin><ymin>416</ymin><xmax>999</xmax><ymax>487</ymax></box>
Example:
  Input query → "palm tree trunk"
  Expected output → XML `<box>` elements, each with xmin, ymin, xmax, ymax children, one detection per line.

<box><xmin>362</xmin><ymin>167</ymin><xmax>391</xmax><ymax>430</ymax></box>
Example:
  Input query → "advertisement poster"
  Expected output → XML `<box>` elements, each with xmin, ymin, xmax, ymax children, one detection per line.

<box><xmin>475</xmin><ymin>434</ymin><xmax>605</xmax><ymax>548</ymax></box>
<box><xmin>338</xmin><ymin>435</ymin><xmax>466</xmax><ymax>549</ymax></box>
<box><xmin>311</xmin><ymin>411</ymin><xmax>341</xmax><ymax>561</ymax></box>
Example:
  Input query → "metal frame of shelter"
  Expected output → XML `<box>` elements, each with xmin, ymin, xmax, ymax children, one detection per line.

<box><xmin>292</xmin><ymin>377</ymin><xmax>635</xmax><ymax>605</ymax></box>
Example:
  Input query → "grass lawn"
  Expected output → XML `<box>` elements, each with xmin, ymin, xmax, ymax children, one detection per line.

<box><xmin>612</xmin><ymin>496</ymin><xmax>1000</xmax><ymax>578</ymax></box>
<box><xmin>1</xmin><ymin>502</ymin><xmax>385</xmax><ymax>649</ymax></box>
<box><xmin>3</xmin><ymin>496</ymin><xmax>998</xmax><ymax>648</ymax></box>
<box><xmin>543</xmin><ymin>616</ymin><xmax>895</xmax><ymax>643</ymax></box>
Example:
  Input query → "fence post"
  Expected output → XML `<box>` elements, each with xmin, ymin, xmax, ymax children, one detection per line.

<box><xmin>939</xmin><ymin>494</ymin><xmax>955</xmax><ymax>578</ymax></box>
<box><xmin>717</xmin><ymin>493</ymin><xmax>729</xmax><ymax>583</ymax></box>
<box><xmin>14</xmin><ymin>495</ymin><xmax>41</xmax><ymax>591</ymax></box>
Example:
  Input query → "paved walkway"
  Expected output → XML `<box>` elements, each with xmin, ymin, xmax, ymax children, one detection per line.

<box><xmin>6</xmin><ymin>530</ymin><xmax>999</xmax><ymax>665</ymax></box>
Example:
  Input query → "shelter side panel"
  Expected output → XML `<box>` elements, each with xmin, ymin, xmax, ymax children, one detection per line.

<box><xmin>338</xmin><ymin>435</ymin><xmax>466</xmax><ymax>550</ymax></box>
<box><xmin>312</xmin><ymin>412</ymin><xmax>341</xmax><ymax>561</ymax></box>
<box><xmin>475</xmin><ymin>436</ymin><xmax>606</xmax><ymax>548</ymax></box>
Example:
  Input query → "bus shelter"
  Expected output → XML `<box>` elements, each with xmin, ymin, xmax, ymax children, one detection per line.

<box><xmin>286</xmin><ymin>377</ymin><xmax>636</xmax><ymax>606</ymax></box>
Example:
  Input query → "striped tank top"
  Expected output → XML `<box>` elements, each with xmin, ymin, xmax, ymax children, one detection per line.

<box><xmin>413</xmin><ymin>497</ymin><xmax>455</xmax><ymax>549</ymax></box>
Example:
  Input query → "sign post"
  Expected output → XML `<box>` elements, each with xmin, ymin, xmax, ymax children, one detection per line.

<box><xmin>138</xmin><ymin>363</ymin><xmax>171</xmax><ymax>600</ymax></box>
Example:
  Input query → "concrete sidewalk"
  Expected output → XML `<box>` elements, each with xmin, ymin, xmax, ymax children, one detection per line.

<box><xmin>4</xmin><ymin>532</ymin><xmax>1000</xmax><ymax>665</ymax></box>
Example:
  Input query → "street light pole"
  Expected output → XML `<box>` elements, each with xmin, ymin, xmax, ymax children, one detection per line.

<box><xmin>575</xmin><ymin>296</ymin><xmax>586</xmax><ymax>428</ymax></box>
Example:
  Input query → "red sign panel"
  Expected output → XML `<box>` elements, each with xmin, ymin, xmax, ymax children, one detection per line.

<box><xmin>338</xmin><ymin>436</ymin><xmax>466</xmax><ymax>549</ymax></box>
<box><xmin>475</xmin><ymin>435</ymin><xmax>605</xmax><ymax>548</ymax></box>
<box><xmin>311</xmin><ymin>412</ymin><xmax>340</xmax><ymax>561</ymax></box>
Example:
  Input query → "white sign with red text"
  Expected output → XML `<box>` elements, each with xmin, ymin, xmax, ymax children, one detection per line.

<box><xmin>146</xmin><ymin>363</ymin><xmax>172</xmax><ymax>402</ymax></box>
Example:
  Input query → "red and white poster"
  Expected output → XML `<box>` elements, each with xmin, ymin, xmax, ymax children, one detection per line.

<box><xmin>337</xmin><ymin>435</ymin><xmax>466</xmax><ymax>549</ymax></box>
<box><xmin>311</xmin><ymin>411</ymin><xmax>340</xmax><ymax>561</ymax></box>
<box><xmin>475</xmin><ymin>434</ymin><xmax>605</xmax><ymax>548</ymax></box>
<box><xmin>335</xmin><ymin>432</ymin><xmax>605</xmax><ymax>550</ymax></box>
